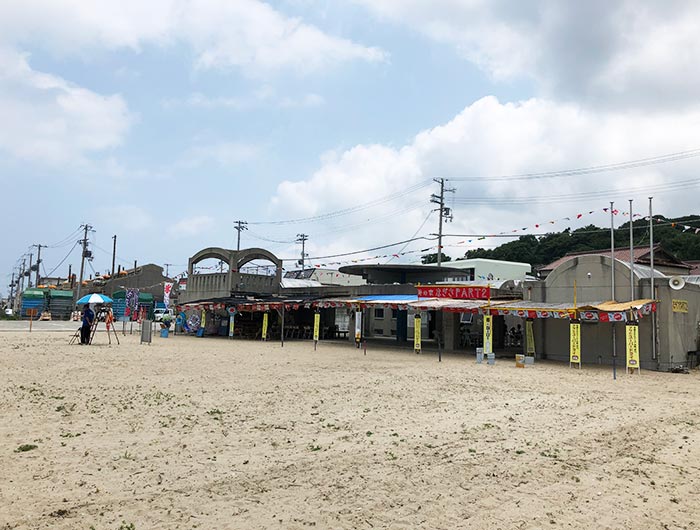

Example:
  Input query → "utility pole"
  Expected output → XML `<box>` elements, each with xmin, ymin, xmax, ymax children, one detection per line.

<box><xmin>164</xmin><ymin>263</ymin><xmax>173</xmax><ymax>277</ymax></box>
<box><xmin>430</xmin><ymin>178</ymin><xmax>455</xmax><ymax>266</ymax></box>
<box><xmin>296</xmin><ymin>234</ymin><xmax>309</xmax><ymax>270</ymax></box>
<box><xmin>18</xmin><ymin>259</ymin><xmax>26</xmax><ymax>311</ymax></box>
<box><xmin>27</xmin><ymin>252</ymin><xmax>33</xmax><ymax>289</ymax></box>
<box><xmin>32</xmin><ymin>244</ymin><xmax>44</xmax><ymax>286</ymax></box>
<box><xmin>111</xmin><ymin>235</ymin><xmax>117</xmax><ymax>276</ymax></box>
<box><xmin>234</xmin><ymin>220</ymin><xmax>248</xmax><ymax>251</ymax></box>
<box><xmin>9</xmin><ymin>271</ymin><xmax>15</xmax><ymax>311</ymax></box>
<box><xmin>75</xmin><ymin>224</ymin><xmax>93</xmax><ymax>304</ymax></box>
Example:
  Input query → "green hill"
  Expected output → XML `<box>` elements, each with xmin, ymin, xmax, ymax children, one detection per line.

<box><xmin>459</xmin><ymin>215</ymin><xmax>700</xmax><ymax>270</ymax></box>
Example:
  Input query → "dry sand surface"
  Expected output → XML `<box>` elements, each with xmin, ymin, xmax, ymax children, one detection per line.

<box><xmin>1</xmin><ymin>330</ymin><xmax>699</xmax><ymax>530</ymax></box>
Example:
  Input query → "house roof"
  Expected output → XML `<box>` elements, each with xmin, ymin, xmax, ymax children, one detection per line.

<box><xmin>685</xmin><ymin>261</ymin><xmax>700</xmax><ymax>275</ymax></box>
<box><xmin>540</xmin><ymin>245</ymin><xmax>689</xmax><ymax>273</ymax></box>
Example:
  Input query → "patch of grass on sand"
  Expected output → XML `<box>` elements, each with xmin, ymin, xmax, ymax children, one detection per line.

<box><xmin>14</xmin><ymin>444</ymin><xmax>38</xmax><ymax>453</ymax></box>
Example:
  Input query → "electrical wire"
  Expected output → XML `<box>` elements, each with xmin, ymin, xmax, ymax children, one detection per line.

<box><xmin>280</xmin><ymin>235</ymin><xmax>437</xmax><ymax>262</ymax></box>
<box><xmin>385</xmin><ymin>210</ymin><xmax>434</xmax><ymax>264</ymax></box>
<box><xmin>44</xmin><ymin>241</ymin><xmax>79</xmax><ymax>278</ymax></box>
<box><xmin>46</xmin><ymin>227</ymin><xmax>83</xmax><ymax>248</ymax></box>
<box><xmin>452</xmin><ymin>178</ymin><xmax>700</xmax><ymax>205</ymax></box>
<box><xmin>249</xmin><ymin>180</ymin><xmax>432</xmax><ymax>225</ymax></box>
<box><xmin>445</xmin><ymin>147</ymin><xmax>700</xmax><ymax>182</ymax></box>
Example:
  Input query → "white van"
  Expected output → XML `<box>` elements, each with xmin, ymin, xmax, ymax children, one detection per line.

<box><xmin>153</xmin><ymin>308</ymin><xmax>174</xmax><ymax>322</ymax></box>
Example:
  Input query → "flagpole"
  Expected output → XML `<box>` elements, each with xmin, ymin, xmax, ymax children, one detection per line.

<box><xmin>611</xmin><ymin>201</ymin><xmax>617</xmax><ymax>380</ymax></box>
<box><xmin>649</xmin><ymin>197</ymin><xmax>656</xmax><ymax>362</ymax></box>
<box><xmin>610</xmin><ymin>201</ymin><xmax>615</xmax><ymax>301</ymax></box>
<box><xmin>629</xmin><ymin>199</ymin><xmax>634</xmax><ymax>301</ymax></box>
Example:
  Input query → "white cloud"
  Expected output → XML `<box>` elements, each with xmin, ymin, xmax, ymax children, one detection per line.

<box><xmin>0</xmin><ymin>0</ymin><xmax>386</xmax><ymax>76</ymax></box>
<box><xmin>0</xmin><ymin>48</ymin><xmax>133</xmax><ymax>165</ymax></box>
<box><xmin>352</xmin><ymin>0</ymin><xmax>700</xmax><ymax>106</ymax></box>
<box><xmin>183</xmin><ymin>0</ymin><xmax>386</xmax><ymax>75</ymax></box>
<box><xmin>169</xmin><ymin>215</ymin><xmax>216</xmax><ymax>238</ymax></box>
<box><xmin>268</xmin><ymin>96</ymin><xmax>700</xmax><ymax>261</ymax></box>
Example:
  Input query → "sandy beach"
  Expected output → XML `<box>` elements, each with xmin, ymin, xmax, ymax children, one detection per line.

<box><xmin>1</xmin><ymin>328</ymin><xmax>699</xmax><ymax>529</ymax></box>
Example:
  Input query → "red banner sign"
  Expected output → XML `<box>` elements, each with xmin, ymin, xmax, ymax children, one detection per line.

<box><xmin>416</xmin><ymin>285</ymin><xmax>490</xmax><ymax>300</ymax></box>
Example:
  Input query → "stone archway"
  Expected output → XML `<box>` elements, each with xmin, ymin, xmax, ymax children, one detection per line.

<box><xmin>188</xmin><ymin>247</ymin><xmax>236</xmax><ymax>275</ymax></box>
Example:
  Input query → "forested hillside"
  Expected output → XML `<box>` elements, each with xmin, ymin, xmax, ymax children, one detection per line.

<box><xmin>459</xmin><ymin>215</ymin><xmax>700</xmax><ymax>269</ymax></box>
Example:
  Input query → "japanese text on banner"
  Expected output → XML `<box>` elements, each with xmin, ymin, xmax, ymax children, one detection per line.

<box><xmin>569</xmin><ymin>321</ymin><xmax>581</xmax><ymax>364</ymax></box>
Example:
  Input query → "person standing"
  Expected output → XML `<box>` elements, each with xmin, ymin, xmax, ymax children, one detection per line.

<box><xmin>80</xmin><ymin>304</ymin><xmax>95</xmax><ymax>345</ymax></box>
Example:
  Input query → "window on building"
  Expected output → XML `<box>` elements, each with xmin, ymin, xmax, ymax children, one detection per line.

<box><xmin>391</xmin><ymin>309</ymin><xmax>398</xmax><ymax>319</ymax></box>
<box><xmin>374</xmin><ymin>328</ymin><xmax>384</xmax><ymax>335</ymax></box>
<box><xmin>374</xmin><ymin>308</ymin><xmax>384</xmax><ymax>319</ymax></box>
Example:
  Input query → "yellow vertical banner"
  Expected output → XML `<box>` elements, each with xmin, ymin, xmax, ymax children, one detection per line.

<box><xmin>354</xmin><ymin>310</ymin><xmax>362</xmax><ymax>344</ymax></box>
<box><xmin>262</xmin><ymin>312</ymin><xmax>269</xmax><ymax>341</ymax></box>
<box><xmin>569</xmin><ymin>320</ymin><xmax>581</xmax><ymax>366</ymax></box>
<box><xmin>228</xmin><ymin>314</ymin><xmax>235</xmax><ymax>338</ymax></box>
<box><xmin>626</xmin><ymin>322</ymin><xmax>640</xmax><ymax>371</ymax></box>
<box><xmin>526</xmin><ymin>319</ymin><xmax>535</xmax><ymax>355</ymax></box>
<box><xmin>414</xmin><ymin>315</ymin><xmax>422</xmax><ymax>353</ymax></box>
<box><xmin>313</xmin><ymin>312</ymin><xmax>320</xmax><ymax>342</ymax></box>
<box><xmin>483</xmin><ymin>314</ymin><xmax>493</xmax><ymax>354</ymax></box>
<box><xmin>201</xmin><ymin>310</ymin><xmax>206</xmax><ymax>328</ymax></box>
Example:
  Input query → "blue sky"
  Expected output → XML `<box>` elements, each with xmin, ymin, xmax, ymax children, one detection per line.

<box><xmin>3</xmin><ymin>1</ymin><xmax>700</xmax><ymax>294</ymax></box>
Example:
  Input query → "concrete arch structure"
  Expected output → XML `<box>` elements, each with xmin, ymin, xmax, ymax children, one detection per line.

<box><xmin>183</xmin><ymin>247</ymin><xmax>283</xmax><ymax>303</ymax></box>
<box><xmin>235</xmin><ymin>248</ymin><xmax>282</xmax><ymax>272</ymax></box>
<box><xmin>188</xmin><ymin>247</ymin><xmax>235</xmax><ymax>274</ymax></box>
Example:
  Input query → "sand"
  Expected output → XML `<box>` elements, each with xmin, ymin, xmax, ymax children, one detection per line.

<box><xmin>1</xmin><ymin>329</ymin><xmax>699</xmax><ymax>529</ymax></box>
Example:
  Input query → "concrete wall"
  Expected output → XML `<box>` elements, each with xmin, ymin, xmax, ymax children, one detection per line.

<box><xmin>185</xmin><ymin>273</ymin><xmax>229</xmax><ymax>301</ymax></box>
<box><xmin>94</xmin><ymin>264</ymin><xmax>169</xmax><ymax>301</ymax></box>
<box><xmin>447</xmin><ymin>258</ymin><xmax>531</xmax><ymax>281</ymax></box>
<box><xmin>535</xmin><ymin>318</ymin><xmax>655</xmax><ymax>369</ymax></box>
<box><xmin>530</xmin><ymin>254</ymin><xmax>643</xmax><ymax>304</ymax></box>
<box><xmin>654</xmin><ymin>281</ymin><xmax>700</xmax><ymax>370</ymax></box>
<box><xmin>528</xmin><ymin>254</ymin><xmax>700</xmax><ymax>370</ymax></box>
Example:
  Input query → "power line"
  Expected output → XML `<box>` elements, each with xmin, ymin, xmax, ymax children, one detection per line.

<box><xmin>249</xmin><ymin>181</ymin><xmax>432</xmax><ymax>225</ymax></box>
<box><xmin>45</xmin><ymin>241</ymin><xmax>79</xmax><ymax>278</ymax></box>
<box><xmin>385</xmin><ymin>210</ymin><xmax>434</xmax><ymax>264</ymax></box>
<box><xmin>46</xmin><ymin>227</ymin><xmax>83</xmax><ymax>248</ymax></box>
<box><xmin>445</xmin><ymin>147</ymin><xmax>700</xmax><ymax>182</ymax></box>
<box><xmin>281</xmin><ymin>235</ymin><xmax>437</xmax><ymax>262</ymax></box>
<box><xmin>452</xmin><ymin>177</ymin><xmax>700</xmax><ymax>205</ymax></box>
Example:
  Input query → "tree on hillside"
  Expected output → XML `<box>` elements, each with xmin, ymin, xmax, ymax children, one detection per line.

<box><xmin>421</xmin><ymin>252</ymin><xmax>452</xmax><ymax>264</ymax></box>
<box><xmin>457</xmin><ymin>215</ymin><xmax>700</xmax><ymax>270</ymax></box>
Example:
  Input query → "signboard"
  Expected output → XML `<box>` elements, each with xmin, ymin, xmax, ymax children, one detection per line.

<box><xmin>525</xmin><ymin>319</ymin><xmax>535</xmax><ymax>355</ymax></box>
<box><xmin>140</xmin><ymin>319</ymin><xmax>152</xmax><ymax>344</ymax></box>
<box><xmin>355</xmin><ymin>310</ymin><xmax>362</xmax><ymax>344</ymax></box>
<box><xmin>626</xmin><ymin>322</ymin><xmax>640</xmax><ymax>371</ymax></box>
<box><xmin>313</xmin><ymin>312</ymin><xmax>320</xmax><ymax>342</ymax></box>
<box><xmin>416</xmin><ymin>285</ymin><xmax>490</xmax><ymax>300</ymax></box>
<box><xmin>414</xmin><ymin>315</ymin><xmax>422</xmax><ymax>353</ymax></box>
<box><xmin>672</xmin><ymin>300</ymin><xmax>688</xmax><ymax>313</ymax></box>
<box><xmin>201</xmin><ymin>309</ymin><xmax>206</xmax><ymax>328</ymax></box>
<box><xmin>228</xmin><ymin>314</ymin><xmax>235</xmax><ymax>338</ymax></box>
<box><xmin>262</xmin><ymin>312</ymin><xmax>269</xmax><ymax>341</ymax></box>
<box><xmin>483</xmin><ymin>315</ymin><xmax>493</xmax><ymax>354</ymax></box>
<box><xmin>569</xmin><ymin>320</ymin><xmax>581</xmax><ymax>366</ymax></box>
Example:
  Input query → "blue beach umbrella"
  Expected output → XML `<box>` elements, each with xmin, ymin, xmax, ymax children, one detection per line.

<box><xmin>76</xmin><ymin>293</ymin><xmax>113</xmax><ymax>305</ymax></box>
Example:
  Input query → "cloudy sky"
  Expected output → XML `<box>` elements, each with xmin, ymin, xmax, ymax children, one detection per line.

<box><xmin>3</xmin><ymin>0</ymin><xmax>700</xmax><ymax>291</ymax></box>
